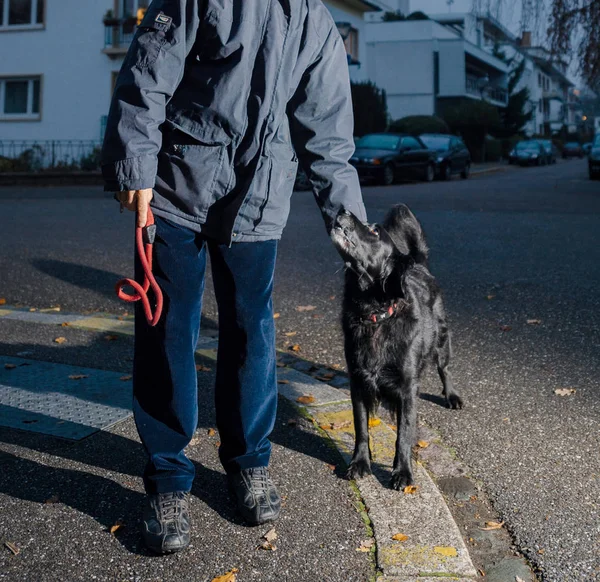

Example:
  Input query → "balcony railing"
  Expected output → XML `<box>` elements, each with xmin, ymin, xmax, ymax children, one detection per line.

<box><xmin>103</xmin><ymin>19</ymin><xmax>137</xmax><ymax>55</ymax></box>
<box><xmin>0</xmin><ymin>140</ymin><xmax>102</xmax><ymax>172</ymax></box>
<box><xmin>466</xmin><ymin>74</ymin><xmax>508</xmax><ymax>105</ymax></box>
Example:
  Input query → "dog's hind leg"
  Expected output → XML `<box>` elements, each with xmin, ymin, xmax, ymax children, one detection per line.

<box><xmin>390</xmin><ymin>379</ymin><xmax>418</xmax><ymax>490</ymax></box>
<box><xmin>436</xmin><ymin>327</ymin><xmax>463</xmax><ymax>410</ymax></box>
<box><xmin>346</xmin><ymin>379</ymin><xmax>373</xmax><ymax>480</ymax></box>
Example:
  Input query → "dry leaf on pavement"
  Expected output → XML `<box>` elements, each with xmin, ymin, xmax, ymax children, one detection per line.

<box><xmin>68</xmin><ymin>374</ymin><xmax>89</xmax><ymax>380</ymax></box>
<box><xmin>196</xmin><ymin>364</ymin><xmax>212</xmax><ymax>372</ymax></box>
<box><xmin>516</xmin><ymin>577</ymin><xmax>525</xmax><ymax>582</ymax></box>
<box><xmin>554</xmin><ymin>388</ymin><xmax>576</xmax><ymax>396</ymax></box>
<box><xmin>277</xmin><ymin>379</ymin><xmax>289</xmax><ymax>385</ymax></box>
<box><xmin>211</xmin><ymin>568</ymin><xmax>239</xmax><ymax>582</ymax></box>
<box><xmin>296</xmin><ymin>394</ymin><xmax>315</xmax><ymax>404</ymax></box>
<box><xmin>391</xmin><ymin>533</ymin><xmax>409</xmax><ymax>542</ymax></box>
<box><xmin>0</xmin><ymin>298</ymin><xmax>6</xmax><ymax>305</ymax></box>
<box><xmin>434</xmin><ymin>546</ymin><xmax>458</xmax><ymax>557</ymax></box>
<box><xmin>403</xmin><ymin>485</ymin><xmax>419</xmax><ymax>495</ymax></box>
<box><xmin>61</xmin><ymin>322</ymin><xmax>70</xmax><ymax>327</ymax></box>
<box><xmin>273</xmin><ymin>313</ymin><xmax>280</xmax><ymax>319</ymax></box>
<box><xmin>4</xmin><ymin>364</ymin><xmax>16</xmax><ymax>370</ymax></box>
<box><xmin>368</xmin><ymin>418</ymin><xmax>381</xmax><ymax>428</ymax></box>
<box><xmin>29</xmin><ymin>308</ymin><xmax>37</xmax><ymax>312</ymax></box>
<box><xmin>54</xmin><ymin>337</ymin><xmax>67</xmax><ymax>344</ymax></box>
<box><xmin>296</xmin><ymin>305</ymin><xmax>316</xmax><ymax>312</ymax></box>
<box><xmin>4</xmin><ymin>541</ymin><xmax>19</xmax><ymax>555</ymax></box>
<box><xmin>104</xmin><ymin>335</ymin><xmax>119</xmax><ymax>341</ymax></box>
<box><xmin>356</xmin><ymin>538</ymin><xmax>375</xmax><ymax>552</ymax></box>
<box><xmin>326</xmin><ymin>463</ymin><xmax>336</xmax><ymax>471</ymax></box>
<box><xmin>284</xmin><ymin>331</ymin><xmax>297</xmax><ymax>337</ymax></box>
<box><xmin>320</xmin><ymin>420</ymin><xmax>351</xmax><ymax>431</ymax></box>
<box><xmin>119</xmin><ymin>375</ymin><xmax>132</xmax><ymax>381</ymax></box>
<box><xmin>479</xmin><ymin>520</ymin><xmax>504</xmax><ymax>531</ymax></box>
<box><xmin>207</xmin><ymin>428</ymin><xmax>216</xmax><ymax>436</ymax></box>
<box><xmin>486</xmin><ymin>294</ymin><xmax>495</xmax><ymax>300</ymax></box>
<box><xmin>289</xmin><ymin>344</ymin><xmax>301</xmax><ymax>352</ymax></box>
<box><xmin>499</xmin><ymin>325</ymin><xmax>512</xmax><ymax>332</ymax></box>
<box><xmin>263</xmin><ymin>527</ymin><xmax>277</xmax><ymax>543</ymax></box>
<box><xmin>110</xmin><ymin>520</ymin><xmax>125</xmax><ymax>534</ymax></box>
<box><xmin>527</xmin><ymin>319</ymin><xmax>542</xmax><ymax>325</ymax></box>
<box><xmin>416</xmin><ymin>440</ymin><xmax>430</xmax><ymax>448</ymax></box>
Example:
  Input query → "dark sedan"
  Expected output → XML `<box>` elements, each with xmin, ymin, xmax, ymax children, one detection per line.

<box><xmin>509</xmin><ymin>140</ymin><xmax>546</xmax><ymax>166</ymax></box>
<box><xmin>563</xmin><ymin>142</ymin><xmax>584</xmax><ymax>158</ymax></box>
<box><xmin>349</xmin><ymin>133</ymin><xmax>436</xmax><ymax>185</ymax></box>
<box><xmin>589</xmin><ymin>135</ymin><xmax>600</xmax><ymax>180</ymax></box>
<box><xmin>419</xmin><ymin>134</ymin><xmax>471</xmax><ymax>180</ymax></box>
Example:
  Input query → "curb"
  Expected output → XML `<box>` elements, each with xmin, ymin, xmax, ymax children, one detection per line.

<box><xmin>0</xmin><ymin>306</ymin><xmax>478</xmax><ymax>579</ymax></box>
<box><xmin>470</xmin><ymin>166</ymin><xmax>507</xmax><ymax>176</ymax></box>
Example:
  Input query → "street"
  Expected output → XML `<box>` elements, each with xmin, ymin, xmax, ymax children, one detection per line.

<box><xmin>1</xmin><ymin>158</ymin><xmax>599</xmax><ymax>580</ymax></box>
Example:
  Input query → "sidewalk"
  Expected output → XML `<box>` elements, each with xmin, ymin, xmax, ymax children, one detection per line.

<box><xmin>0</xmin><ymin>306</ymin><xmax>523</xmax><ymax>582</ymax></box>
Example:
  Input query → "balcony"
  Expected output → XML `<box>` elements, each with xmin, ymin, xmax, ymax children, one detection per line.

<box><xmin>102</xmin><ymin>18</ymin><xmax>137</xmax><ymax>58</ymax></box>
<box><xmin>465</xmin><ymin>74</ymin><xmax>508</xmax><ymax>106</ymax></box>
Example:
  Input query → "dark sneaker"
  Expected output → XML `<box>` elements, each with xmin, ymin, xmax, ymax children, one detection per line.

<box><xmin>228</xmin><ymin>467</ymin><xmax>281</xmax><ymax>526</ymax></box>
<box><xmin>142</xmin><ymin>491</ymin><xmax>191</xmax><ymax>554</ymax></box>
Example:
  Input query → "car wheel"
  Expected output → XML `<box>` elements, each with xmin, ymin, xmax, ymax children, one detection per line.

<box><xmin>381</xmin><ymin>163</ymin><xmax>395</xmax><ymax>186</ymax></box>
<box><xmin>442</xmin><ymin>164</ymin><xmax>452</xmax><ymax>181</ymax></box>
<box><xmin>461</xmin><ymin>163</ymin><xmax>471</xmax><ymax>179</ymax></box>
<box><xmin>423</xmin><ymin>163</ymin><xmax>435</xmax><ymax>182</ymax></box>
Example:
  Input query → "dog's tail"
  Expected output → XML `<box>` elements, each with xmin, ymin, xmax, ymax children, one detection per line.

<box><xmin>383</xmin><ymin>204</ymin><xmax>429</xmax><ymax>266</ymax></box>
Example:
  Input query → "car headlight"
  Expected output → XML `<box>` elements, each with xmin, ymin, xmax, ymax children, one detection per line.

<box><xmin>436</xmin><ymin>156</ymin><xmax>444</xmax><ymax>163</ymax></box>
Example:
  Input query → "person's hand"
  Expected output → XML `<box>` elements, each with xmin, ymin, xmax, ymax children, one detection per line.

<box><xmin>117</xmin><ymin>189</ymin><xmax>154</xmax><ymax>227</ymax></box>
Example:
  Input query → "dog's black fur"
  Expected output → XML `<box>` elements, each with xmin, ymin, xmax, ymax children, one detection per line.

<box><xmin>331</xmin><ymin>204</ymin><xmax>463</xmax><ymax>490</ymax></box>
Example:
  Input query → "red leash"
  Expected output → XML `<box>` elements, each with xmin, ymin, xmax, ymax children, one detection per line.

<box><xmin>115</xmin><ymin>208</ymin><xmax>164</xmax><ymax>327</ymax></box>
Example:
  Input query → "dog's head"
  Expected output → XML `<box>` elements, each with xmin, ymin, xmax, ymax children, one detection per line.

<box><xmin>331</xmin><ymin>209</ymin><xmax>402</xmax><ymax>291</ymax></box>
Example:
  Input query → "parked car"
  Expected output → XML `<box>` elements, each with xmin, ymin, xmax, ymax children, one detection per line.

<box><xmin>583</xmin><ymin>142</ymin><xmax>593</xmax><ymax>155</ymax></box>
<box><xmin>509</xmin><ymin>140</ymin><xmax>546</xmax><ymax>166</ymax></box>
<box><xmin>563</xmin><ymin>142</ymin><xmax>584</xmax><ymax>158</ymax></box>
<box><xmin>419</xmin><ymin>134</ymin><xmax>471</xmax><ymax>180</ymax></box>
<box><xmin>349</xmin><ymin>133</ymin><xmax>436</xmax><ymax>185</ymax></box>
<box><xmin>538</xmin><ymin>139</ymin><xmax>558</xmax><ymax>164</ymax></box>
<box><xmin>588</xmin><ymin>135</ymin><xmax>600</xmax><ymax>180</ymax></box>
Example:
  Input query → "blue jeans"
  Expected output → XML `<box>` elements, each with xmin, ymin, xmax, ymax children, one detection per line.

<box><xmin>132</xmin><ymin>216</ymin><xmax>278</xmax><ymax>494</ymax></box>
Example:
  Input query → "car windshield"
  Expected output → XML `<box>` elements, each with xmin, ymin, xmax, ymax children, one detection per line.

<box><xmin>356</xmin><ymin>134</ymin><xmax>401</xmax><ymax>150</ymax></box>
<box><xmin>419</xmin><ymin>135</ymin><xmax>451</xmax><ymax>151</ymax></box>
<box><xmin>565</xmin><ymin>142</ymin><xmax>580</xmax><ymax>147</ymax></box>
<box><xmin>516</xmin><ymin>141</ymin><xmax>539</xmax><ymax>151</ymax></box>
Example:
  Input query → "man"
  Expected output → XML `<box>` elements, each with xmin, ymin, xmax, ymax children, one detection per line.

<box><xmin>102</xmin><ymin>0</ymin><xmax>366</xmax><ymax>554</ymax></box>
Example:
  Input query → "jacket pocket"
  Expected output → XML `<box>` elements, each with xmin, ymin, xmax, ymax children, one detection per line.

<box><xmin>156</xmin><ymin>131</ymin><xmax>233</xmax><ymax>220</ymax></box>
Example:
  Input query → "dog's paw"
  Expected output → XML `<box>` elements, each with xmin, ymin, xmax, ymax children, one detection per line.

<box><xmin>446</xmin><ymin>393</ymin><xmax>464</xmax><ymax>410</ymax></box>
<box><xmin>347</xmin><ymin>458</ymin><xmax>372</xmax><ymax>480</ymax></box>
<box><xmin>390</xmin><ymin>469</ymin><xmax>414</xmax><ymax>491</ymax></box>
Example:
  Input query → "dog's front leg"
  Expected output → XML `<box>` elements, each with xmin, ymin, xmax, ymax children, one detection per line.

<box><xmin>347</xmin><ymin>379</ymin><xmax>372</xmax><ymax>480</ymax></box>
<box><xmin>390</xmin><ymin>381</ymin><xmax>418</xmax><ymax>490</ymax></box>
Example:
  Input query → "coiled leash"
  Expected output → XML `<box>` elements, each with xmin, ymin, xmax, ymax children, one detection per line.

<box><xmin>115</xmin><ymin>208</ymin><xmax>164</xmax><ymax>326</ymax></box>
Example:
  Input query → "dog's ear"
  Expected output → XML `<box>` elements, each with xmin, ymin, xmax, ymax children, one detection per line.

<box><xmin>382</xmin><ymin>204</ymin><xmax>429</xmax><ymax>266</ymax></box>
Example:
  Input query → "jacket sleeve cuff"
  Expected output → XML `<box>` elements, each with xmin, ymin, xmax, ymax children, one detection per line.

<box><xmin>101</xmin><ymin>154</ymin><xmax>158</xmax><ymax>192</ymax></box>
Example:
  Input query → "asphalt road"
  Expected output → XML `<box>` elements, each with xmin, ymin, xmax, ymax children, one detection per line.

<box><xmin>0</xmin><ymin>158</ymin><xmax>599</xmax><ymax>580</ymax></box>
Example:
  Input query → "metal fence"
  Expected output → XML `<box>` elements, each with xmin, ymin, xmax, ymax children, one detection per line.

<box><xmin>0</xmin><ymin>140</ymin><xmax>102</xmax><ymax>172</ymax></box>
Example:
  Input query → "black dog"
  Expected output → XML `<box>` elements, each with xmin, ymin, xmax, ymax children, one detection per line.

<box><xmin>331</xmin><ymin>204</ymin><xmax>463</xmax><ymax>490</ymax></box>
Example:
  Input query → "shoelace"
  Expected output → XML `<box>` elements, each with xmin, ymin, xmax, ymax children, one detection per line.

<box><xmin>157</xmin><ymin>492</ymin><xmax>186</xmax><ymax>521</ymax></box>
<box><xmin>247</xmin><ymin>468</ymin><xmax>270</xmax><ymax>495</ymax></box>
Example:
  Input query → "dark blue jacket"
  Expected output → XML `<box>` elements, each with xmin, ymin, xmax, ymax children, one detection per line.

<box><xmin>101</xmin><ymin>0</ymin><xmax>367</xmax><ymax>243</ymax></box>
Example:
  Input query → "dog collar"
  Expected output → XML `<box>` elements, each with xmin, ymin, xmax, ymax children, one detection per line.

<box><xmin>364</xmin><ymin>299</ymin><xmax>409</xmax><ymax>324</ymax></box>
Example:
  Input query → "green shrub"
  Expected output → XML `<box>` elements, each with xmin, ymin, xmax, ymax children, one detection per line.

<box><xmin>389</xmin><ymin>115</ymin><xmax>450</xmax><ymax>135</ymax></box>
<box><xmin>484</xmin><ymin>137</ymin><xmax>502</xmax><ymax>162</ymax></box>
<box><xmin>80</xmin><ymin>146</ymin><xmax>102</xmax><ymax>171</ymax></box>
<box><xmin>350</xmin><ymin>81</ymin><xmax>388</xmax><ymax>137</ymax></box>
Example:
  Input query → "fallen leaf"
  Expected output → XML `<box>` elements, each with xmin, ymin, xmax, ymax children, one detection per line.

<box><xmin>296</xmin><ymin>394</ymin><xmax>315</xmax><ymax>404</ymax></box>
<box><xmin>188</xmin><ymin>436</ymin><xmax>201</xmax><ymax>446</ymax></box>
<box><xmin>207</xmin><ymin>428</ymin><xmax>216</xmax><ymax>436</ymax></box>
<box><xmin>68</xmin><ymin>374</ymin><xmax>89</xmax><ymax>380</ymax></box>
<box><xmin>284</xmin><ymin>331</ymin><xmax>297</xmax><ymax>337</ymax></box>
<box><xmin>296</xmin><ymin>305</ymin><xmax>316</xmax><ymax>312</ymax></box>
<box><xmin>289</xmin><ymin>344</ymin><xmax>301</xmax><ymax>352</ymax></box>
<box><xmin>263</xmin><ymin>527</ymin><xmax>278</xmax><ymax>543</ymax></box>
<box><xmin>403</xmin><ymin>485</ymin><xmax>419</xmax><ymax>495</ymax></box>
<box><xmin>416</xmin><ymin>440</ymin><xmax>430</xmax><ymax>448</ymax></box>
<box><xmin>554</xmin><ymin>388</ymin><xmax>576</xmax><ymax>396</ymax></box>
<box><xmin>311</xmin><ymin>314</ymin><xmax>323</xmax><ymax>319</ymax></box>
<box><xmin>45</xmin><ymin>494</ymin><xmax>60</xmax><ymax>504</ymax></box>
<box><xmin>196</xmin><ymin>364</ymin><xmax>212</xmax><ymax>372</ymax></box>
<box><xmin>329</xmin><ymin>295</ymin><xmax>336</xmax><ymax>300</ymax></box>
<box><xmin>478</xmin><ymin>568</ymin><xmax>486</xmax><ymax>577</ymax></box>
<box><xmin>215</xmin><ymin>441</ymin><xmax>221</xmax><ymax>447</ymax></box>
<box><xmin>0</xmin><ymin>298</ymin><xmax>6</xmax><ymax>305</ymax></box>
<box><xmin>326</xmin><ymin>463</ymin><xmax>336</xmax><ymax>471</ymax></box>
<box><xmin>315</xmin><ymin>375</ymin><xmax>333</xmax><ymax>382</ymax></box>
<box><xmin>29</xmin><ymin>307</ymin><xmax>37</xmax><ymax>312</ymax></box>
<box><xmin>356</xmin><ymin>538</ymin><xmax>375</xmax><ymax>552</ymax></box>
<box><xmin>527</xmin><ymin>319</ymin><xmax>542</xmax><ymax>325</ymax></box>
<box><xmin>499</xmin><ymin>325</ymin><xmax>512</xmax><ymax>332</ymax></box>
<box><xmin>276</xmin><ymin>362</ymin><xmax>286</xmax><ymax>368</ymax></box>
<box><xmin>48</xmin><ymin>307</ymin><xmax>61</xmax><ymax>312</ymax></box>
<box><xmin>516</xmin><ymin>577</ymin><xmax>525</xmax><ymax>582</ymax></box>
<box><xmin>257</xmin><ymin>541</ymin><xmax>277</xmax><ymax>551</ymax></box>
<box><xmin>320</xmin><ymin>420</ymin><xmax>352</xmax><ymax>431</ymax></box>
<box><xmin>54</xmin><ymin>337</ymin><xmax>67</xmax><ymax>344</ymax></box>
<box><xmin>434</xmin><ymin>546</ymin><xmax>458</xmax><ymax>557</ymax></box>
<box><xmin>4</xmin><ymin>541</ymin><xmax>19</xmax><ymax>555</ymax></box>
<box><xmin>211</xmin><ymin>568</ymin><xmax>239</xmax><ymax>582</ymax></box>
<box><xmin>119</xmin><ymin>375</ymin><xmax>132</xmax><ymax>381</ymax></box>
<box><xmin>368</xmin><ymin>418</ymin><xmax>381</xmax><ymax>428</ymax></box>
<box><xmin>391</xmin><ymin>533</ymin><xmax>409</xmax><ymax>542</ymax></box>
<box><xmin>60</xmin><ymin>322</ymin><xmax>71</xmax><ymax>327</ymax></box>
<box><xmin>479</xmin><ymin>520</ymin><xmax>504</xmax><ymax>531</ymax></box>
<box><xmin>287</xmin><ymin>419</ymin><xmax>297</xmax><ymax>427</ymax></box>
<box><xmin>537</xmin><ymin>548</ymin><xmax>545</xmax><ymax>554</ymax></box>
<box><xmin>273</xmin><ymin>313</ymin><xmax>281</xmax><ymax>319</ymax></box>
<box><xmin>486</xmin><ymin>294</ymin><xmax>495</xmax><ymax>300</ymax></box>
<box><xmin>277</xmin><ymin>379</ymin><xmax>289</xmax><ymax>385</ymax></box>
<box><xmin>4</xmin><ymin>364</ymin><xmax>16</xmax><ymax>370</ymax></box>
<box><xmin>104</xmin><ymin>335</ymin><xmax>119</xmax><ymax>341</ymax></box>
<box><xmin>110</xmin><ymin>520</ymin><xmax>124</xmax><ymax>534</ymax></box>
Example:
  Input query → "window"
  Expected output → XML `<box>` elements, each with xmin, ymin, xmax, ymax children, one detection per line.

<box><xmin>402</xmin><ymin>137</ymin><xmax>422</xmax><ymax>150</ymax></box>
<box><xmin>539</xmin><ymin>99</ymin><xmax>542</xmax><ymax>112</ymax></box>
<box><xmin>538</xmin><ymin>73</ymin><xmax>542</xmax><ymax>87</ymax></box>
<box><xmin>0</xmin><ymin>76</ymin><xmax>41</xmax><ymax>120</ymax></box>
<box><xmin>0</xmin><ymin>0</ymin><xmax>44</xmax><ymax>28</ymax></box>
